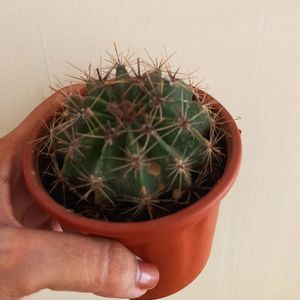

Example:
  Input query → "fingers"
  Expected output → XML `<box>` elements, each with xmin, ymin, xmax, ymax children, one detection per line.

<box><xmin>0</xmin><ymin>227</ymin><xmax>159</xmax><ymax>299</ymax></box>
<box><xmin>0</xmin><ymin>129</ymin><xmax>52</xmax><ymax>229</ymax></box>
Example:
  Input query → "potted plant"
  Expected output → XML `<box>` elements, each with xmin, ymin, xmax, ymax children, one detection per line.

<box><xmin>23</xmin><ymin>50</ymin><xmax>242</xmax><ymax>300</ymax></box>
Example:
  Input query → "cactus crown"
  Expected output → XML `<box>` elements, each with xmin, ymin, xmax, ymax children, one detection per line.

<box><xmin>38</xmin><ymin>49</ymin><xmax>225</xmax><ymax>222</ymax></box>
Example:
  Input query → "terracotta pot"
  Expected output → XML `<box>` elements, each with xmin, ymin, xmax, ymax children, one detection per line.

<box><xmin>23</xmin><ymin>84</ymin><xmax>242</xmax><ymax>300</ymax></box>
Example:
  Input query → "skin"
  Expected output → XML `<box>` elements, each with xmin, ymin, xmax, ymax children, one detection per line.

<box><xmin>0</xmin><ymin>85</ymin><xmax>159</xmax><ymax>300</ymax></box>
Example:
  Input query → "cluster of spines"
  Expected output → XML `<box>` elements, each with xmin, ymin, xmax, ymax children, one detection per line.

<box><xmin>36</xmin><ymin>48</ymin><xmax>226</xmax><ymax>221</ymax></box>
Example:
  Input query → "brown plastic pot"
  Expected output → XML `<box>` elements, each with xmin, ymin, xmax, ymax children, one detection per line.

<box><xmin>23</xmin><ymin>84</ymin><xmax>242</xmax><ymax>300</ymax></box>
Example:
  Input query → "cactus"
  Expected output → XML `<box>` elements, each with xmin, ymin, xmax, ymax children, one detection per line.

<box><xmin>39</xmin><ymin>51</ymin><xmax>224</xmax><ymax>221</ymax></box>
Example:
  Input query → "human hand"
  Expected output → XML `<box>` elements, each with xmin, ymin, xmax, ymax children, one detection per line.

<box><xmin>0</xmin><ymin>86</ymin><xmax>159</xmax><ymax>300</ymax></box>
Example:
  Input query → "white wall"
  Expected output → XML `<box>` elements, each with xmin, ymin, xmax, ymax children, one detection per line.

<box><xmin>1</xmin><ymin>0</ymin><xmax>300</xmax><ymax>299</ymax></box>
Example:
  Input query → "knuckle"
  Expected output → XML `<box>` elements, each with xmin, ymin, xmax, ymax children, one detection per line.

<box><xmin>92</xmin><ymin>239</ymin><xmax>114</xmax><ymax>289</ymax></box>
<box><xmin>88</xmin><ymin>239</ymin><xmax>134</xmax><ymax>296</ymax></box>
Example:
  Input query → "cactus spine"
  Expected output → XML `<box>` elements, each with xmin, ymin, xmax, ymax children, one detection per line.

<box><xmin>40</xmin><ymin>51</ymin><xmax>224</xmax><ymax>221</ymax></box>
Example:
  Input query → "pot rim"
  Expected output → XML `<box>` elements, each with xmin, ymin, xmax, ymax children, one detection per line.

<box><xmin>23</xmin><ymin>84</ymin><xmax>242</xmax><ymax>239</ymax></box>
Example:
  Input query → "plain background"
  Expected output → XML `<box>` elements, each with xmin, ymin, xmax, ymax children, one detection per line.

<box><xmin>1</xmin><ymin>0</ymin><xmax>300</xmax><ymax>299</ymax></box>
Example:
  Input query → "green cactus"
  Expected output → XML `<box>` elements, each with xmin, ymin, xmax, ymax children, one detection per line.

<box><xmin>41</xmin><ymin>53</ymin><xmax>224</xmax><ymax>221</ymax></box>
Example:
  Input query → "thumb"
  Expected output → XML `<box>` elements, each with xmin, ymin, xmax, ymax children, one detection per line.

<box><xmin>0</xmin><ymin>227</ymin><xmax>159</xmax><ymax>299</ymax></box>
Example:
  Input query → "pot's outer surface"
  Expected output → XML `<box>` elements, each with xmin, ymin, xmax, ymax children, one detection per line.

<box><xmin>23</xmin><ymin>85</ymin><xmax>242</xmax><ymax>299</ymax></box>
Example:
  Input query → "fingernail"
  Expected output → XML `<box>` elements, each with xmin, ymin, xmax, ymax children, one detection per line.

<box><xmin>136</xmin><ymin>260</ymin><xmax>159</xmax><ymax>290</ymax></box>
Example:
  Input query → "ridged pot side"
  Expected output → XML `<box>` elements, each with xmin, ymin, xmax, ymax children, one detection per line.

<box><xmin>23</xmin><ymin>85</ymin><xmax>242</xmax><ymax>299</ymax></box>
